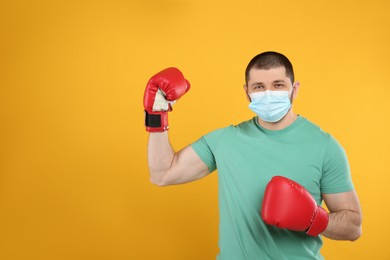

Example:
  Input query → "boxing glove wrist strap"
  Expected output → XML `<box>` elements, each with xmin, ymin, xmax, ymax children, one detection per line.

<box><xmin>145</xmin><ymin>110</ymin><xmax>168</xmax><ymax>132</ymax></box>
<box><xmin>306</xmin><ymin>206</ymin><xmax>329</xmax><ymax>236</ymax></box>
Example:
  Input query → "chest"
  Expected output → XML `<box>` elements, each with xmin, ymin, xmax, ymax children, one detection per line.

<box><xmin>214</xmin><ymin>134</ymin><xmax>325</xmax><ymax>204</ymax></box>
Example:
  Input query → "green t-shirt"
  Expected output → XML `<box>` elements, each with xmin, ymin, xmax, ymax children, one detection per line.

<box><xmin>191</xmin><ymin>116</ymin><xmax>354</xmax><ymax>260</ymax></box>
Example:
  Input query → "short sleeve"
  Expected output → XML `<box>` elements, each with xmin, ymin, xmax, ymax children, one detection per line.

<box><xmin>190</xmin><ymin>128</ymin><xmax>226</xmax><ymax>173</ymax></box>
<box><xmin>320</xmin><ymin>136</ymin><xmax>354</xmax><ymax>194</ymax></box>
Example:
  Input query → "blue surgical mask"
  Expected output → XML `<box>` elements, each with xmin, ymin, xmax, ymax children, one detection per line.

<box><xmin>248</xmin><ymin>90</ymin><xmax>292</xmax><ymax>123</ymax></box>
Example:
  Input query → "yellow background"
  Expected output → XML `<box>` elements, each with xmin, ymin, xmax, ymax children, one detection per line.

<box><xmin>1</xmin><ymin>0</ymin><xmax>389</xmax><ymax>259</ymax></box>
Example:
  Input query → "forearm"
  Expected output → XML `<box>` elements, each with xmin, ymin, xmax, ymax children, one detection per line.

<box><xmin>147</xmin><ymin>131</ymin><xmax>175</xmax><ymax>185</ymax></box>
<box><xmin>321</xmin><ymin>209</ymin><xmax>362</xmax><ymax>241</ymax></box>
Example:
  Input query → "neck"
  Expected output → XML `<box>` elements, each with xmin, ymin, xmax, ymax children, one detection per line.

<box><xmin>257</xmin><ymin>110</ymin><xmax>298</xmax><ymax>130</ymax></box>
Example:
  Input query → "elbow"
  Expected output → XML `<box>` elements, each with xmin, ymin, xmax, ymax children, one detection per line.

<box><xmin>150</xmin><ymin>177</ymin><xmax>167</xmax><ymax>187</ymax></box>
<box><xmin>149</xmin><ymin>171</ymin><xmax>170</xmax><ymax>187</ymax></box>
<box><xmin>151</xmin><ymin>180</ymin><xmax>168</xmax><ymax>187</ymax></box>
<box><xmin>349</xmin><ymin>226</ymin><xmax>362</xmax><ymax>242</ymax></box>
<box><xmin>350</xmin><ymin>213</ymin><xmax>363</xmax><ymax>241</ymax></box>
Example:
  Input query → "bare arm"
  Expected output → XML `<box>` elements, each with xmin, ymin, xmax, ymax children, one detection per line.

<box><xmin>148</xmin><ymin>132</ymin><xmax>210</xmax><ymax>186</ymax></box>
<box><xmin>321</xmin><ymin>190</ymin><xmax>362</xmax><ymax>241</ymax></box>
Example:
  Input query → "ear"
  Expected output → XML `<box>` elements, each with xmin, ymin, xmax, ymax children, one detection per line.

<box><xmin>292</xmin><ymin>81</ymin><xmax>300</xmax><ymax>99</ymax></box>
<box><xmin>243</xmin><ymin>84</ymin><xmax>251</xmax><ymax>102</ymax></box>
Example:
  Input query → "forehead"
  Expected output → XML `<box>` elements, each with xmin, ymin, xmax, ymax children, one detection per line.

<box><xmin>248</xmin><ymin>67</ymin><xmax>288</xmax><ymax>83</ymax></box>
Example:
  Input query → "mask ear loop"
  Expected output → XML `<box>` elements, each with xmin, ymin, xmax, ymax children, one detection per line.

<box><xmin>289</xmin><ymin>85</ymin><xmax>295</xmax><ymax>105</ymax></box>
<box><xmin>244</xmin><ymin>84</ymin><xmax>252</xmax><ymax>102</ymax></box>
<box><xmin>284</xmin><ymin>85</ymin><xmax>295</xmax><ymax>115</ymax></box>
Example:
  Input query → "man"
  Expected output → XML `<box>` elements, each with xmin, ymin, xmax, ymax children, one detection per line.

<box><xmin>144</xmin><ymin>51</ymin><xmax>362</xmax><ymax>259</ymax></box>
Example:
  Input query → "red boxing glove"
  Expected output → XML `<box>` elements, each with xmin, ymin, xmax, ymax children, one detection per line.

<box><xmin>261</xmin><ymin>176</ymin><xmax>329</xmax><ymax>236</ymax></box>
<box><xmin>143</xmin><ymin>67</ymin><xmax>190</xmax><ymax>132</ymax></box>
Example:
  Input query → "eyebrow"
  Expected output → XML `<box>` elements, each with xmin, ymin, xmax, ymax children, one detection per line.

<box><xmin>251</xmin><ymin>79</ymin><xmax>286</xmax><ymax>87</ymax></box>
<box><xmin>273</xmin><ymin>80</ymin><xmax>286</xmax><ymax>84</ymax></box>
<box><xmin>251</xmin><ymin>82</ymin><xmax>263</xmax><ymax>87</ymax></box>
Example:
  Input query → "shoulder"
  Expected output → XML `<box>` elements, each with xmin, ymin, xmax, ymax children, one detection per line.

<box><xmin>196</xmin><ymin>118</ymin><xmax>256</xmax><ymax>146</ymax></box>
<box><xmin>225</xmin><ymin>117</ymin><xmax>257</xmax><ymax>134</ymax></box>
<box><xmin>300</xmin><ymin>117</ymin><xmax>348</xmax><ymax>161</ymax></box>
<box><xmin>233</xmin><ymin>117</ymin><xmax>256</xmax><ymax>128</ymax></box>
<box><xmin>206</xmin><ymin>117</ymin><xmax>256</xmax><ymax>135</ymax></box>
<box><xmin>299</xmin><ymin>116</ymin><xmax>333</xmax><ymax>142</ymax></box>
<box><xmin>304</xmin><ymin>117</ymin><xmax>346</xmax><ymax>147</ymax></box>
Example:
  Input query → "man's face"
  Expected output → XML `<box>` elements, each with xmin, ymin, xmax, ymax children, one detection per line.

<box><xmin>245</xmin><ymin>66</ymin><xmax>295</xmax><ymax>94</ymax></box>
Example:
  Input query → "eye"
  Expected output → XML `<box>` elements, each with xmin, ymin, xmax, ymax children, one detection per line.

<box><xmin>254</xmin><ymin>85</ymin><xmax>264</xmax><ymax>90</ymax></box>
<box><xmin>275</xmin><ymin>84</ymin><xmax>285</xmax><ymax>88</ymax></box>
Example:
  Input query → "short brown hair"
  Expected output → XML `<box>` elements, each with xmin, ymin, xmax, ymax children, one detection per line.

<box><xmin>245</xmin><ymin>51</ymin><xmax>295</xmax><ymax>84</ymax></box>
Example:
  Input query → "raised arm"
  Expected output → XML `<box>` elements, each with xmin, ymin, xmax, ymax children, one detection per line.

<box><xmin>148</xmin><ymin>132</ymin><xmax>210</xmax><ymax>186</ymax></box>
<box><xmin>144</xmin><ymin>68</ymin><xmax>210</xmax><ymax>186</ymax></box>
